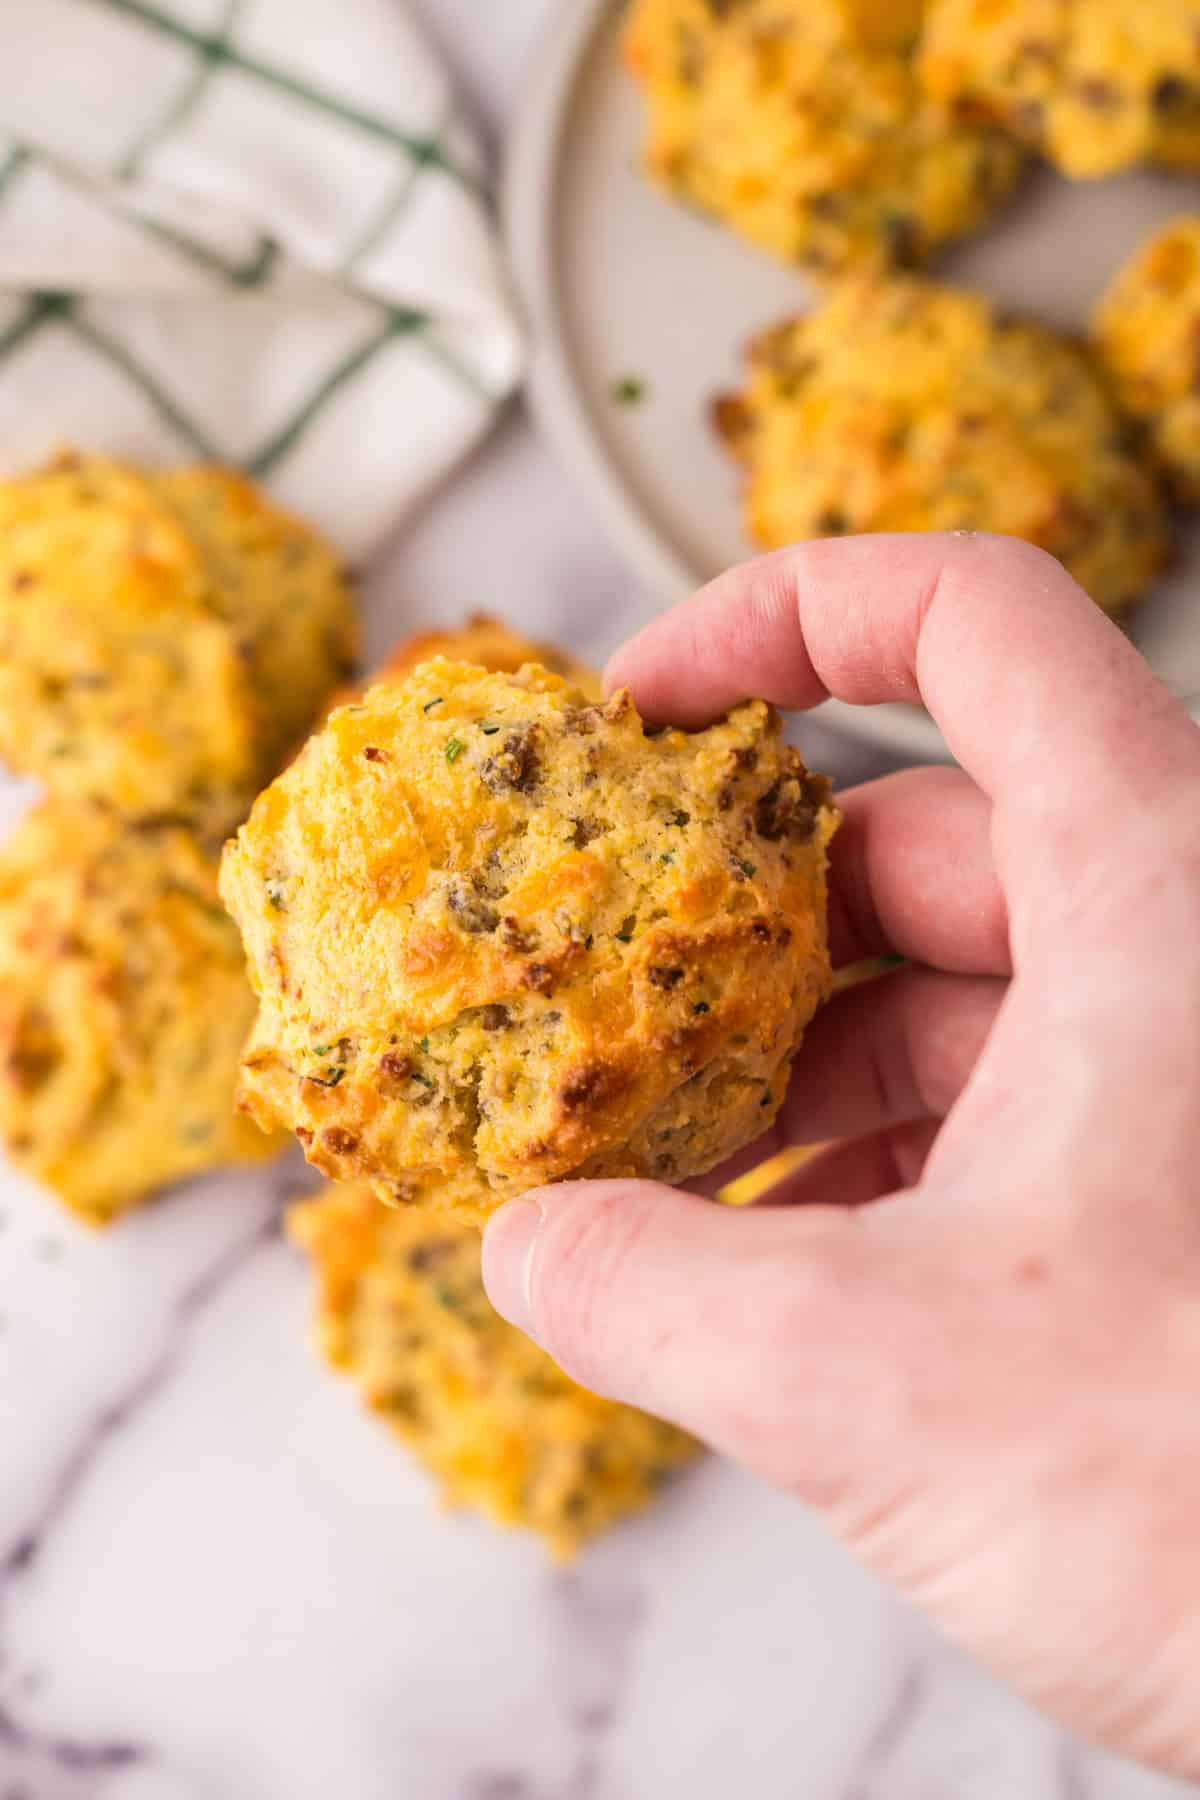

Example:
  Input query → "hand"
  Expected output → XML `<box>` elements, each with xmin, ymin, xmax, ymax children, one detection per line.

<box><xmin>482</xmin><ymin>533</ymin><xmax>1200</xmax><ymax>1776</ymax></box>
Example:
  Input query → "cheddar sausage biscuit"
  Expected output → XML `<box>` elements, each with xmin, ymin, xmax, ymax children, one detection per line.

<box><xmin>623</xmin><ymin>0</ymin><xmax>1025</xmax><ymax>275</ymax></box>
<box><xmin>290</xmin><ymin>1181</ymin><xmax>696</xmax><ymax>1556</ymax></box>
<box><xmin>375</xmin><ymin>614</ymin><xmax>601</xmax><ymax>698</ymax></box>
<box><xmin>0</xmin><ymin>455</ymin><xmax>356</xmax><ymax>835</ymax></box>
<box><xmin>715</xmin><ymin>274</ymin><xmax>1170</xmax><ymax>614</ymax></box>
<box><xmin>0</xmin><ymin>802</ymin><xmax>282</xmax><ymax>1224</ymax></box>
<box><xmin>322</xmin><ymin>613</ymin><xmax>602</xmax><ymax>723</ymax></box>
<box><xmin>1093</xmin><ymin>217</ymin><xmax>1200</xmax><ymax>502</ymax></box>
<box><xmin>921</xmin><ymin>0</ymin><xmax>1200</xmax><ymax>178</ymax></box>
<box><xmin>223</xmin><ymin>659</ymin><xmax>837</xmax><ymax>1219</ymax></box>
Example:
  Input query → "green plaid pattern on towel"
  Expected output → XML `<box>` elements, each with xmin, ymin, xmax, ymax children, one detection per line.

<box><xmin>0</xmin><ymin>0</ymin><xmax>522</xmax><ymax>552</ymax></box>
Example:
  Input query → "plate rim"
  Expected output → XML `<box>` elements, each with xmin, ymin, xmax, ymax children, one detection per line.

<box><xmin>501</xmin><ymin>0</ymin><xmax>950</xmax><ymax>763</ymax></box>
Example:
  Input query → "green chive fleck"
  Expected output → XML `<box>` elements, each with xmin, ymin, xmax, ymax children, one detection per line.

<box><xmin>444</xmin><ymin>737</ymin><xmax>465</xmax><ymax>763</ymax></box>
<box><xmin>312</xmin><ymin>1043</ymin><xmax>333</xmax><ymax>1057</ymax></box>
<box><xmin>671</xmin><ymin>809</ymin><xmax>690</xmax><ymax>827</ymax></box>
<box><xmin>693</xmin><ymin>1001</ymin><xmax>710</xmax><ymax>1015</ymax></box>
<box><xmin>611</xmin><ymin>374</ymin><xmax>648</xmax><ymax>407</ymax></box>
<box><xmin>423</xmin><ymin>697</ymin><xmax>443</xmax><ymax>713</ymax></box>
<box><xmin>735</xmin><ymin>859</ymin><xmax>757</xmax><ymax>879</ymax></box>
<box><xmin>479</xmin><ymin>721</ymin><xmax>501</xmax><ymax>735</ymax></box>
<box><xmin>310</xmin><ymin>1066</ymin><xmax>345</xmax><ymax>1088</ymax></box>
<box><xmin>266</xmin><ymin>880</ymin><xmax>286</xmax><ymax>911</ymax></box>
<box><xmin>418</xmin><ymin>1037</ymin><xmax>430</xmax><ymax>1053</ymax></box>
<box><xmin>616</xmin><ymin>930</ymin><xmax>633</xmax><ymax>944</ymax></box>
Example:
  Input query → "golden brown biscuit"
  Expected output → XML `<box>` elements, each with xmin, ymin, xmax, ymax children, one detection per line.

<box><xmin>323</xmin><ymin>614</ymin><xmax>602</xmax><ymax>722</ymax></box>
<box><xmin>0</xmin><ymin>802</ymin><xmax>282</xmax><ymax>1224</ymax></box>
<box><xmin>715</xmin><ymin>275</ymin><xmax>1170</xmax><ymax>615</ymax></box>
<box><xmin>375</xmin><ymin>614</ymin><xmax>601</xmax><ymax>698</ymax></box>
<box><xmin>222</xmin><ymin>659</ymin><xmax>837</xmax><ymax>1219</ymax></box>
<box><xmin>921</xmin><ymin>0</ymin><xmax>1200</xmax><ymax>178</ymax></box>
<box><xmin>623</xmin><ymin>0</ymin><xmax>1025</xmax><ymax>276</ymax></box>
<box><xmin>1092</xmin><ymin>217</ymin><xmax>1200</xmax><ymax>503</ymax></box>
<box><xmin>289</xmin><ymin>1181</ymin><xmax>696</xmax><ymax>1556</ymax></box>
<box><xmin>0</xmin><ymin>455</ymin><xmax>357</xmax><ymax>836</ymax></box>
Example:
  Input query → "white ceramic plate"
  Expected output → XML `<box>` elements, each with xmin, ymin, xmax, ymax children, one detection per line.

<box><xmin>504</xmin><ymin>0</ymin><xmax>1200</xmax><ymax>762</ymax></box>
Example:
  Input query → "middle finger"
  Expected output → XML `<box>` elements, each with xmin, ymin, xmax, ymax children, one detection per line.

<box><xmin>829</xmin><ymin>765</ymin><xmax>1009</xmax><ymax>976</ymax></box>
<box><xmin>781</xmin><ymin>965</ymin><xmax>1007</xmax><ymax>1145</ymax></box>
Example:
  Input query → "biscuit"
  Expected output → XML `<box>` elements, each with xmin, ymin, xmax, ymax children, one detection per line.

<box><xmin>222</xmin><ymin>660</ymin><xmax>837</xmax><ymax>1219</ymax></box>
<box><xmin>324</xmin><ymin>614</ymin><xmax>602</xmax><ymax>722</ymax></box>
<box><xmin>623</xmin><ymin>0</ymin><xmax>1025</xmax><ymax>275</ymax></box>
<box><xmin>0</xmin><ymin>455</ymin><xmax>357</xmax><ymax>836</ymax></box>
<box><xmin>289</xmin><ymin>1181</ymin><xmax>696</xmax><ymax>1556</ymax></box>
<box><xmin>0</xmin><ymin>802</ymin><xmax>282</xmax><ymax>1224</ymax></box>
<box><xmin>375</xmin><ymin>614</ymin><xmax>601</xmax><ymax>698</ymax></box>
<box><xmin>715</xmin><ymin>274</ymin><xmax>1170</xmax><ymax>615</ymax></box>
<box><xmin>1093</xmin><ymin>217</ymin><xmax>1200</xmax><ymax>503</ymax></box>
<box><xmin>921</xmin><ymin>0</ymin><xmax>1200</xmax><ymax>178</ymax></box>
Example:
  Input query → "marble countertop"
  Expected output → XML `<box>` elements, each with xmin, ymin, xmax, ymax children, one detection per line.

<box><xmin>0</xmin><ymin>5</ymin><xmax>1194</xmax><ymax>1798</ymax></box>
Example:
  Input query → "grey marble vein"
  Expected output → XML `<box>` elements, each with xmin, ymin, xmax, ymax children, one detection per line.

<box><xmin>842</xmin><ymin>1654</ymin><xmax>932</xmax><ymax>1800</ymax></box>
<box><xmin>463</xmin><ymin>1569</ymin><xmax>646</xmax><ymax>1800</ymax></box>
<box><xmin>1058</xmin><ymin>1738</ymin><xmax>1093</xmax><ymax>1800</ymax></box>
<box><xmin>467</xmin><ymin>1776</ymin><xmax>532</xmax><ymax>1800</ymax></box>
<box><xmin>0</xmin><ymin>1698</ymin><xmax>142</xmax><ymax>1780</ymax></box>
<box><xmin>0</xmin><ymin>1201</ymin><xmax>282</xmax><ymax>1794</ymax></box>
<box><xmin>554</xmin><ymin>1568</ymin><xmax>646</xmax><ymax>1800</ymax></box>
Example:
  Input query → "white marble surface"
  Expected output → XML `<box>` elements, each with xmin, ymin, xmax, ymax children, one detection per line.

<box><xmin>0</xmin><ymin>4</ymin><xmax>1196</xmax><ymax>1797</ymax></box>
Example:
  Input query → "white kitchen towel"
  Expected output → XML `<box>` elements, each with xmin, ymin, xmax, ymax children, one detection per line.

<box><xmin>0</xmin><ymin>0</ymin><xmax>523</xmax><ymax>555</ymax></box>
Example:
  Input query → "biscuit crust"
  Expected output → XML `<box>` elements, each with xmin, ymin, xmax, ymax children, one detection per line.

<box><xmin>374</xmin><ymin>614</ymin><xmax>601</xmax><ymax>698</ymax></box>
<box><xmin>716</xmin><ymin>274</ymin><xmax>1170</xmax><ymax>615</ymax></box>
<box><xmin>623</xmin><ymin>0</ymin><xmax>1025</xmax><ymax>275</ymax></box>
<box><xmin>322</xmin><ymin>613</ymin><xmax>602</xmax><ymax>725</ymax></box>
<box><xmin>223</xmin><ymin>660</ymin><xmax>837</xmax><ymax>1218</ymax></box>
<box><xmin>0</xmin><ymin>802</ymin><xmax>281</xmax><ymax>1224</ymax></box>
<box><xmin>0</xmin><ymin>455</ymin><xmax>356</xmax><ymax>835</ymax></box>
<box><xmin>921</xmin><ymin>0</ymin><xmax>1200</xmax><ymax>178</ymax></box>
<box><xmin>290</xmin><ymin>1181</ymin><xmax>696</xmax><ymax>1556</ymax></box>
<box><xmin>1093</xmin><ymin>217</ymin><xmax>1200</xmax><ymax>503</ymax></box>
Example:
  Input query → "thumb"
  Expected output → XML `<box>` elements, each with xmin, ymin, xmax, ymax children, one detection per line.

<box><xmin>481</xmin><ymin>1178</ymin><xmax>907</xmax><ymax>1492</ymax></box>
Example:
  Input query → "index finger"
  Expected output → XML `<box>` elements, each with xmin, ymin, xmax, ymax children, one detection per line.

<box><xmin>606</xmin><ymin>535</ymin><xmax>1200</xmax><ymax>854</ymax></box>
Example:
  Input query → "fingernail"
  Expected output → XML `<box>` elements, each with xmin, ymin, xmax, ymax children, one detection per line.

<box><xmin>481</xmin><ymin>1198</ymin><xmax>543</xmax><ymax>1335</ymax></box>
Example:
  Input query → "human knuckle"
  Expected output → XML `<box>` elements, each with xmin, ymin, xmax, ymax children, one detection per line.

<box><xmin>980</xmin><ymin>532</ymin><xmax>1071</xmax><ymax>590</ymax></box>
<box><xmin>745</xmin><ymin>1234</ymin><xmax>857</xmax><ymax>1372</ymax></box>
<box><xmin>720</xmin><ymin>1238</ymin><xmax>875</xmax><ymax>1479</ymax></box>
<box><xmin>532</xmin><ymin>1185</ymin><xmax>659</xmax><ymax>1378</ymax></box>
